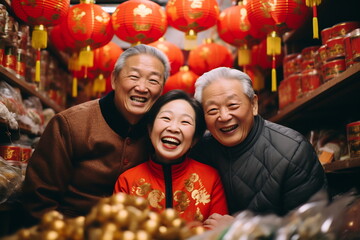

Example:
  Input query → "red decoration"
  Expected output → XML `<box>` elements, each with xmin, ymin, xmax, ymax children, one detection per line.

<box><xmin>112</xmin><ymin>0</ymin><xmax>167</xmax><ymax>45</ymax></box>
<box><xmin>166</xmin><ymin>0</ymin><xmax>220</xmax><ymax>50</ymax></box>
<box><xmin>255</xmin><ymin>39</ymin><xmax>284</xmax><ymax>70</ymax></box>
<box><xmin>89</xmin><ymin>41</ymin><xmax>123</xmax><ymax>79</ymax></box>
<box><xmin>246</xmin><ymin>0</ymin><xmax>309</xmax><ymax>91</ymax></box>
<box><xmin>163</xmin><ymin>66</ymin><xmax>199</xmax><ymax>95</ymax></box>
<box><xmin>149</xmin><ymin>38</ymin><xmax>184</xmax><ymax>75</ymax></box>
<box><xmin>11</xmin><ymin>0</ymin><xmax>70</xmax><ymax>83</ymax></box>
<box><xmin>61</xmin><ymin>0</ymin><xmax>114</xmax><ymax>68</ymax></box>
<box><xmin>188</xmin><ymin>39</ymin><xmax>233</xmax><ymax>76</ymax></box>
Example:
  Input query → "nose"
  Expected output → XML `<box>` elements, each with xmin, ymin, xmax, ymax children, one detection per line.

<box><xmin>218</xmin><ymin>108</ymin><xmax>231</xmax><ymax>122</ymax></box>
<box><xmin>135</xmin><ymin>78</ymin><xmax>149</xmax><ymax>93</ymax></box>
<box><xmin>167</xmin><ymin>121</ymin><xmax>180</xmax><ymax>132</ymax></box>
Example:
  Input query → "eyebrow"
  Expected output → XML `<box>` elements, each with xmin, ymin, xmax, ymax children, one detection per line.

<box><xmin>129</xmin><ymin>66</ymin><xmax>162</xmax><ymax>77</ymax></box>
<box><xmin>204</xmin><ymin>94</ymin><xmax>238</xmax><ymax>107</ymax></box>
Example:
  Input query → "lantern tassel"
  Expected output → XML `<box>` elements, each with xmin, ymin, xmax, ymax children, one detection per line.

<box><xmin>312</xmin><ymin>6</ymin><xmax>319</xmax><ymax>39</ymax></box>
<box><xmin>72</xmin><ymin>77</ymin><xmax>78</xmax><ymax>97</ymax></box>
<box><xmin>35</xmin><ymin>50</ymin><xmax>41</xmax><ymax>83</ymax></box>
<box><xmin>184</xmin><ymin>29</ymin><xmax>197</xmax><ymax>51</ymax></box>
<box><xmin>271</xmin><ymin>55</ymin><xmax>277</xmax><ymax>92</ymax></box>
<box><xmin>79</xmin><ymin>46</ymin><xmax>94</xmax><ymax>67</ymax></box>
<box><xmin>266</xmin><ymin>31</ymin><xmax>281</xmax><ymax>56</ymax></box>
<box><xmin>32</xmin><ymin>25</ymin><xmax>47</xmax><ymax>49</ymax></box>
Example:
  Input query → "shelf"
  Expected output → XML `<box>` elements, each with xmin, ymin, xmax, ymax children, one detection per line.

<box><xmin>268</xmin><ymin>63</ymin><xmax>360</xmax><ymax>132</ymax></box>
<box><xmin>0</xmin><ymin>118</ymin><xmax>39</xmax><ymax>137</ymax></box>
<box><xmin>0</xmin><ymin>67</ymin><xmax>64</xmax><ymax>113</ymax></box>
<box><xmin>323</xmin><ymin>157</ymin><xmax>360</xmax><ymax>173</ymax></box>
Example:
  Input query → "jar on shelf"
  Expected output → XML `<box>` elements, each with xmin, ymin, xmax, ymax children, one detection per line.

<box><xmin>0</xmin><ymin>4</ymin><xmax>7</xmax><ymax>36</ymax></box>
<box><xmin>3</xmin><ymin>45</ymin><xmax>16</xmax><ymax>73</ymax></box>
<box><xmin>301</xmin><ymin>69</ymin><xmax>321</xmax><ymax>94</ymax></box>
<box><xmin>326</xmin><ymin>36</ymin><xmax>345</xmax><ymax>61</ymax></box>
<box><xmin>350</xmin><ymin>28</ymin><xmax>360</xmax><ymax>63</ymax></box>
<box><xmin>347</xmin><ymin>121</ymin><xmax>360</xmax><ymax>158</ymax></box>
<box><xmin>16</xmin><ymin>48</ymin><xmax>26</xmax><ymax>79</ymax></box>
<box><xmin>321</xmin><ymin>58</ymin><xmax>346</xmax><ymax>82</ymax></box>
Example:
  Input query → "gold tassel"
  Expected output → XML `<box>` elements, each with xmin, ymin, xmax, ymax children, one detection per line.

<box><xmin>184</xmin><ymin>29</ymin><xmax>197</xmax><ymax>51</ymax></box>
<box><xmin>72</xmin><ymin>77</ymin><xmax>78</xmax><ymax>97</ymax></box>
<box><xmin>271</xmin><ymin>68</ymin><xmax>277</xmax><ymax>92</ymax></box>
<box><xmin>35</xmin><ymin>50</ymin><xmax>41</xmax><ymax>83</ymax></box>
<box><xmin>306</xmin><ymin>0</ymin><xmax>322</xmax><ymax>39</ymax></box>
<box><xmin>313</xmin><ymin>16</ymin><xmax>319</xmax><ymax>39</ymax></box>
<box><xmin>238</xmin><ymin>46</ymin><xmax>251</xmax><ymax>66</ymax></box>
<box><xmin>32</xmin><ymin>25</ymin><xmax>47</xmax><ymax>49</ymax></box>
<box><xmin>98</xmin><ymin>74</ymin><xmax>106</xmax><ymax>93</ymax></box>
<box><xmin>79</xmin><ymin>46</ymin><xmax>94</xmax><ymax>67</ymax></box>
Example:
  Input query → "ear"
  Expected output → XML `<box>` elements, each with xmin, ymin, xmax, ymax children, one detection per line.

<box><xmin>252</xmin><ymin>94</ymin><xmax>259</xmax><ymax>116</ymax></box>
<box><xmin>111</xmin><ymin>72</ymin><xmax>116</xmax><ymax>90</ymax></box>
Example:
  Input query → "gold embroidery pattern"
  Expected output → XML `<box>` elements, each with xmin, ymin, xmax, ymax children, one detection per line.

<box><xmin>148</xmin><ymin>190</ymin><xmax>165</xmax><ymax>209</ymax></box>
<box><xmin>173</xmin><ymin>190</ymin><xmax>190</xmax><ymax>213</ymax></box>
<box><xmin>132</xmin><ymin>178</ymin><xmax>151</xmax><ymax>196</ymax></box>
<box><xmin>194</xmin><ymin>207</ymin><xmax>204</xmax><ymax>222</ymax></box>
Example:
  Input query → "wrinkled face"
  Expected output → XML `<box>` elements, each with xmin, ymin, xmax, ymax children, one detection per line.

<box><xmin>149</xmin><ymin>99</ymin><xmax>196</xmax><ymax>164</ymax></box>
<box><xmin>202</xmin><ymin>78</ymin><xmax>258</xmax><ymax>147</ymax></box>
<box><xmin>111</xmin><ymin>54</ymin><xmax>165</xmax><ymax>125</ymax></box>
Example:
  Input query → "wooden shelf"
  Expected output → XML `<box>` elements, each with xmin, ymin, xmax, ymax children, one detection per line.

<box><xmin>268</xmin><ymin>63</ymin><xmax>360</xmax><ymax>132</ymax></box>
<box><xmin>0</xmin><ymin>67</ymin><xmax>64</xmax><ymax>113</ymax></box>
<box><xmin>323</xmin><ymin>157</ymin><xmax>360</xmax><ymax>173</ymax></box>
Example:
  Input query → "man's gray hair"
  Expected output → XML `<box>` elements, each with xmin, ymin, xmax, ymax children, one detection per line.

<box><xmin>112</xmin><ymin>44</ymin><xmax>171</xmax><ymax>83</ymax></box>
<box><xmin>194</xmin><ymin>67</ymin><xmax>255</xmax><ymax>103</ymax></box>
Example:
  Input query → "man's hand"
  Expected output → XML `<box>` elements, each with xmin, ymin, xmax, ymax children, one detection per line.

<box><xmin>203</xmin><ymin>213</ymin><xmax>234</xmax><ymax>230</ymax></box>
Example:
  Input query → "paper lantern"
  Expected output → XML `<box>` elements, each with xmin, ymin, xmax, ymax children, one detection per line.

<box><xmin>246</xmin><ymin>0</ymin><xmax>308</xmax><ymax>91</ymax></box>
<box><xmin>217</xmin><ymin>1</ymin><xmax>265</xmax><ymax>67</ymax></box>
<box><xmin>306</xmin><ymin>0</ymin><xmax>322</xmax><ymax>39</ymax></box>
<box><xmin>149</xmin><ymin>38</ymin><xmax>184</xmax><ymax>75</ymax></box>
<box><xmin>61</xmin><ymin>0</ymin><xmax>114</xmax><ymax>68</ymax></box>
<box><xmin>188</xmin><ymin>39</ymin><xmax>233</xmax><ymax>76</ymax></box>
<box><xmin>166</xmin><ymin>0</ymin><xmax>220</xmax><ymax>50</ymax></box>
<box><xmin>112</xmin><ymin>0</ymin><xmax>167</xmax><ymax>45</ymax></box>
<box><xmin>11</xmin><ymin>0</ymin><xmax>70</xmax><ymax>83</ymax></box>
<box><xmin>163</xmin><ymin>66</ymin><xmax>199</xmax><ymax>95</ymax></box>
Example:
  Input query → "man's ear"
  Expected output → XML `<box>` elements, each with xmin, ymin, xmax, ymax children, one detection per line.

<box><xmin>111</xmin><ymin>72</ymin><xmax>116</xmax><ymax>90</ymax></box>
<box><xmin>252</xmin><ymin>94</ymin><xmax>259</xmax><ymax>116</ymax></box>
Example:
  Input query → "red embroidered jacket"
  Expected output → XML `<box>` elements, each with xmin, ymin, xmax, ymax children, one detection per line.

<box><xmin>114</xmin><ymin>157</ymin><xmax>228</xmax><ymax>223</ymax></box>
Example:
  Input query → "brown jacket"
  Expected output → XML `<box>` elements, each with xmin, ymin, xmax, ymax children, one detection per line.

<box><xmin>21</xmin><ymin>91</ymin><xmax>149</xmax><ymax>219</ymax></box>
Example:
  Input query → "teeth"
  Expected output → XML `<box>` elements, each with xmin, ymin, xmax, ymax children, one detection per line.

<box><xmin>162</xmin><ymin>137</ymin><xmax>180</xmax><ymax>145</ymax></box>
<box><xmin>131</xmin><ymin>96</ymin><xmax>147</xmax><ymax>103</ymax></box>
<box><xmin>221</xmin><ymin>125</ymin><xmax>237</xmax><ymax>132</ymax></box>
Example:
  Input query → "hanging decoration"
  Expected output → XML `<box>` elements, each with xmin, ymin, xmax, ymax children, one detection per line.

<box><xmin>217</xmin><ymin>1</ymin><xmax>265</xmax><ymax>69</ymax></box>
<box><xmin>11</xmin><ymin>0</ymin><xmax>70</xmax><ymax>84</ymax></box>
<box><xmin>165</xmin><ymin>0</ymin><xmax>220</xmax><ymax>50</ymax></box>
<box><xmin>188</xmin><ymin>39</ymin><xmax>233</xmax><ymax>76</ymax></box>
<box><xmin>305</xmin><ymin>0</ymin><xmax>322</xmax><ymax>39</ymax></box>
<box><xmin>89</xmin><ymin>41</ymin><xmax>123</xmax><ymax>95</ymax></box>
<box><xmin>246</xmin><ymin>0</ymin><xmax>308</xmax><ymax>91</ymax></box>
<box><xmin>61</xmin><ymin>0</ymin><xmax>114</xmax><ymax>69</ymax></box>
<box><xmin>163</xmin><ymin>66</ymin><xmax>199</xmax><ymax>95</ymax></box>
<box><xmin>149</xmin><ymin>38</ymin><xmax>184</xmax><ymax>75</ymax></box>
<box><xmin>112</xmin><ymin>0</ymin><xmax>167</xmax><ymax>45</ymax></box>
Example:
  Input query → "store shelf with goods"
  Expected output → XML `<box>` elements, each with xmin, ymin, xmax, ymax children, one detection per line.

<box><xmin>323</xmin><ymin>157</ymin><xmax>360</xmax><ymax>173</ymax></box>
<box><xmin>0</xmin><ymin>66</ymin><xmax>65</xmax><ymax>113</ymax></box>
<box><xmin>268</xmin><ymin>63</ymin><xmax>360</xmax><ymax>134</ymax></box>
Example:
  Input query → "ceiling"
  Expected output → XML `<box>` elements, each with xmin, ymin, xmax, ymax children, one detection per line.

<box><xmin>70</xmin><ymin>0</ymin><xmax>169</xmax><ymax>6</ymax></box>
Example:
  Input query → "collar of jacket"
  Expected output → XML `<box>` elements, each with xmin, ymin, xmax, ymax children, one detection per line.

<box><xmin>147</xmin><ymin>156</ymin><xmax>190</xmax><ymax>180</ymax></box>
<box><xmin>99</xmin><ymin>90</ymin><xmax>147</xmax><ymax>139</ymax></box>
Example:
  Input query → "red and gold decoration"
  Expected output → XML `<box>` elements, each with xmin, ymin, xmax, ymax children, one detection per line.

<box><xmin>149</xmin><ymin>38</ymin><xmax>184</xmax><ymax>75</ymax></box>
<box><xmin>89</xmin><ymin>41</ymin><xmax>123</xmax><ymax>96</ymax></box>
<box><xmin>11</xmin><ymin>0</ymin><xmax>70</xmax><ymax>83</ymax></box>
<box><xmin>217</xmin><ymin>1</ymin><xmax>265</xmax><ymax>68</ymax></box>
<box><xmin>188</xmin><ymin>39</ymin><xmax>233</xmax><ymax>76</ymax></box>
<box><xmin>61</xmin><ymin>0</ymin><xmax>114</xmax><ymax>96</ymax></box>
<box><xmin>306</xmin><ymin>0</ymin><xmax>322</xmax><ymax>39</ymax></box>
<box><xmin>112</xmin><ymin>0</ymin><xmax>167</xmax><ymax>45</ymax></box>
<box><xmin>163</xmin><ymin>66</ymin><xmax>199</xmax><ymax>95</ymax></box>
<box><xmin>166</xmin><ymin>0</ymin><xmax>220</xmax><ymax>50</ymax></box>
<box><xmin>246</xmin><ymin>0</ymin><xmax>308</xmax><ymax>91</ymax></box>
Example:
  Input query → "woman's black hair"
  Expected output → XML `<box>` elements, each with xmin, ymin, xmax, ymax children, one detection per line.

<box><xmin>146</xmin><ymin>89</ymin><xmax>206</xmax><ymax>142</ymax></box>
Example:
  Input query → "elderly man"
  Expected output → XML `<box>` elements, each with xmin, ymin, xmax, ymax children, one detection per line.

<box><xmin>190</xmin><ymin>67</ymin><xmax>327</xmax><ymax>229</ymax></box>
<box><xmin>21</xmin><ymin>44</ymin><xmax>170</xmax><ymax>222</ymax></box>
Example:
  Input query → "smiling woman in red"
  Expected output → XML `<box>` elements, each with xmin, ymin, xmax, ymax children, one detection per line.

<box><xmin>114</xmin><ymin>90</ymin><xmax>228</xmax><ymax>225</ymax></box>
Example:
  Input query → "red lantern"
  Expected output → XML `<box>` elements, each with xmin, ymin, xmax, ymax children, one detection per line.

<box><xmin>11</xmin><ymin>0</ymin><xmax>70</xmax><ymax>83</ymax></box>
<box><xmin>149</xmin><ymin>38</ymin><xmax>184</xmax><ymax>75</ymax></box>
<box><xmin>188</xmin><ymin>39</ymin><xmax>233</xmax><ymax>76</ymax></box>
<box><xmin>166</xmin><ymin>0</ymin><xmax>220</xmax><ymax>50</ymax></box>
<box><xmin>246</xmin><ymin>0</ymin><xmax>308</xmax><ymax>91</ymax></box>
<box><xmin>217</xmin><ymin>1</ymin><xmax>265</xmax><ymax>66</ymax></box>
<box><xmin>163</xmin><ymin>66</ymin><xmax>199</xmax><ymax>95</ymax></box>
<box><xmin>61</xmin><ymin>0</ymin><xmax>114</xmax><ymax>68</ymax></box>
<box><xmin>112</xmin><ymin>0</ymin><xmax>167</xmax><ymax>45</ymax></box>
